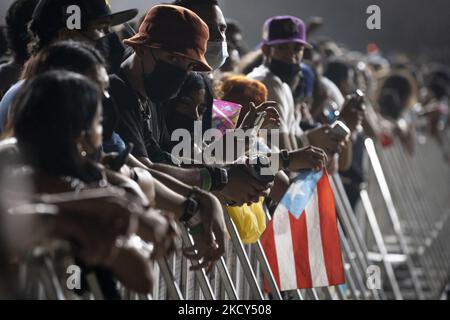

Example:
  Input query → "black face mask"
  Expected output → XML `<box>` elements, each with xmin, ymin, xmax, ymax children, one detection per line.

<box><xmin>143</xmin><ymin>59</ymin><xmax>188</xmax><ymax>103</ymax></box>
<box><xmin>95</xmin><ymin>32</ymin><xmax>127</xmax><ymax>74</ymax></box>
<box><xmin>268</xmin><ymin>58</ymin><xmax>302</xmax><ymax>86</ymax></box>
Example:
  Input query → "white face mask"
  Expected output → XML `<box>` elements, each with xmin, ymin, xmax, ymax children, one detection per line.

<box><xmin>205</xmin><ymin>41</ymin><xmax>229</xmax><ymax>70</ymax></box>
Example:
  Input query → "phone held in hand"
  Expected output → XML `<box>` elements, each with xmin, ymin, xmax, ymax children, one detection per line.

<box><xmin>253</xmin><ymin>111</ymin><xmax>266</xmax><ymax>132</ymax></box>
<box><xmin>248</xmin><ymin>111</ymin><xmax>267</xmax><ymax>158</ymax></box>
<box><xmin>331</xmin><ymin>120</ymin><xmax>351</xmax><ymax>139</ymax></box>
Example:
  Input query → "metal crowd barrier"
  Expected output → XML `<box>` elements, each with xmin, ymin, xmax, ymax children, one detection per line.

<box><xmin>17</xmin><ymin>133</ymin><xmax>450</xmax><ymax>300</ymax></box>
<box><xmin>360</xmin><ymin>135</ymin><xmax>450</xmax><ymax>299</ymax></box>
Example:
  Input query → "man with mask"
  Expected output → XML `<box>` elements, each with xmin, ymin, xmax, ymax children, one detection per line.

<box><xmin>172</xmin><ymin>0</ymin><xmax>229</xmax><ymax>70</ymax></box>
<box><xmin>110</xmin><ymin>4</ymin><xmax>211</xmax><ymax>164</ymax></box>
<box><xmin>172</xmin><ymin>0</ymin><xmax>229</xmax><ymax>133</ymax></box>
<box><xmin>29</xmin><ymin>0</ymin><xmax>137</xmax><ymax>73</ymax></box>
<box><xmin>249</xmin><ymin>16</ymin><xmax>344</xmax><ymax>155</ymax></box>
<box><xmin>109</xmin><ymin>4</ymin><xmax>271</xmax><ymax>206</ymax></box>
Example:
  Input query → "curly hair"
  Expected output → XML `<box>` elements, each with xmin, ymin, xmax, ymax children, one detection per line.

<box><xmin>217</xmin><ymin>74</ymin><xmax>268</xmax><ymax>108</ymax></box>
<box><xmin>5</xmin><ymin>0</ymin><xmax>38</xmax><ymax>63</ymax></box>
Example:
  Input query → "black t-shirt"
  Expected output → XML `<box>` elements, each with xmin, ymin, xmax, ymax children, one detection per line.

<box><xmin>108</xmin><ymin>70</ymin><xmax>172</xmax><ymax>162</ymax></box>
<box><xmin>199</xmin><ymin>73</ymin><xmax>214</xmax><ymax>133</ymax></box>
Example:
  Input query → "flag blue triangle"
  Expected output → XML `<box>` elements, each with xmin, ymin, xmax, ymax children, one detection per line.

<box><xmin>279</xmin><ymin>170</ymin><xmax>323</xmax><ymax>219</ymax></box>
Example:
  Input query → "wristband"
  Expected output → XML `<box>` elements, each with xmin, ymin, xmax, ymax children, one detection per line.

<box><xmin>199</xmin><ymin>168</ymin><xmax>212</xmax><ymax>191</ymax></box>
<box><xmin>207</xmin><ymin>166</ymin><xmax>228</xmax><ymax>191</ymax></box>
<box><xmin>280</xmin><ymin>149</ymin><xmax>290</xmax><ymax>170</ymax></box>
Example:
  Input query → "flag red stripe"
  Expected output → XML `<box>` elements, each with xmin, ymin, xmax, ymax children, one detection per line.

<box><xmin>317</xmin><ymin>174</ymin><xmax>345</xmax><ymax>285</ymax></box>
<box><xmin>260</xmin><ymin>220</ymin><xmax>281</xmax><ymax>292</ymax></box>
<box><xmin>289</xmin><ymin>212</ymin><xmax>313</xmax><ymax>288</ymax></box>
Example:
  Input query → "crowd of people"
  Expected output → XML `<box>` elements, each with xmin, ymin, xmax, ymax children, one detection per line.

<box><xmin>0</xmin><ymin>0</ymin><xmax>448</xmax><ymax>299</ymax></box>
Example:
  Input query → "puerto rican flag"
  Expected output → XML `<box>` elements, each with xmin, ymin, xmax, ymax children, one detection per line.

<box><xmin>261</xmin><ymin>170</ymin><xmax>345</xmax><ymax>290</ymax></box>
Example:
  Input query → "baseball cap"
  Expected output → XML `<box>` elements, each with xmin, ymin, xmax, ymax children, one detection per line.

<box><xmin>123</xmin><ymin>5</ymin><xmax>212</xmax><ymax>72</ymax></box>
<box><xmin>31</xmin><ymin>0</ymin><xmax>138</xmax><ymax>35</ymax></box>
<box><xmin>262</xmin><ymin>15</ymin><xmax>312</xmax><ymax>48</ymax></box>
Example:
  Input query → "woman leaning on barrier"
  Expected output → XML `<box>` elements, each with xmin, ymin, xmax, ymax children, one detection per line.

<box><xmin>3</xmin><ymin>71</ymin><xmax>167</xmax><ymax>295</ymax></box>
<box><xmin>1</xmin><ymin>70</ymin><xmax>223</xmax><ymax>297</ymax></box>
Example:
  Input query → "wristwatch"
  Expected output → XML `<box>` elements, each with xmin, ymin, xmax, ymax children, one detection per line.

<box><xmin>208</xmin><ymin>167</ymin><xmax>229</xmax><ymax>191</ymax></box>
<box><xmin>280</xmin><ymin>149</ymin><xmax>290</xmax><ymax>170</ymax></box>
<box><xmin>180</xmin><ymin>196</ymin><xmax>199</xmax><ymax>223</ymax></box>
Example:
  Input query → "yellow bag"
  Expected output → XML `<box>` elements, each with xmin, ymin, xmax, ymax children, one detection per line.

<box><xmin>226</xmin><ymin>198</ymin><xmax>266</xmax><ymax>244</ymax></box>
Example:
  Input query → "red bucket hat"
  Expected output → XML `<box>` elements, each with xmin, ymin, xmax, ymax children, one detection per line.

<box><xmin>124</xmin><ymin>4</ymin><xmax>212</xmax><ymax>72</ymax></box>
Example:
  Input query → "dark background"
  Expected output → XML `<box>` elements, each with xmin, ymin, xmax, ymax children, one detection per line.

<box><xmin>1</xmin><ymin>0</ymin><xmax>449</xmax><ymax>63</ymax></box>
<box><xmin>219</xmin><ymin>0</ymin><xmax>450</xmax><ymax>61</ymax></box>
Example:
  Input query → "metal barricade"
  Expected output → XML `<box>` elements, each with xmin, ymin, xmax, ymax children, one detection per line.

<box><xmin>361</xmin><ymin>135</ymin><xmax>450</xmax><ymax>299</ymax></box>
<box><xmin>17</xmin><ymin>133</ymin><xmax>449</xmax><ymax>300</ymax></box>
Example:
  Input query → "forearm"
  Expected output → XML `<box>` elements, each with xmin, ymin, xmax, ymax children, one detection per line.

<box><xmin>295</xmin><ymin>133</ymin><xmax>310</xmax><ymax>148</ymax></box>
<box><xmin>147</xmin><ymin>167</ymin><xmax>198</xmax><ymax>196</ymax></box>
<box><xmin>278</xmin><ymin>132</ymin><xmax>293</xmax><ymax>151</ymax></box>
<box><xmin>10</xmin><ymin>214</ymin><xmax>57</xmax><ymax>253</ymax></box>
<box><xmin>338</xmin><ymin>141</ymin><xmax>353</xmax><ymax>171</ymax></box>
<box><xmin>272</xmin><ymin>149</ymin><xmax>318</xmax><ymax>172</ymax></box>
<box><xmin>132</xmin><ymin>155</ymin><xmax>201</xmax><ymax>194</ymax></box>
<box><xmin>136</xmin><ymin>156</ymin><xmax>154</xmax><ymax>169</ymax></box>
<box><xmin>148</xmin><ymin>163</ymin><xmax>202</xmax><ymax>188</ymax></box>
<box><xmin>152</xmin><ymin>178</ymin><xmax>186</xmax><ymax>218</ymax></box>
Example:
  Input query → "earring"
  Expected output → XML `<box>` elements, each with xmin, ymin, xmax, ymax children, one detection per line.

<box><xmin>77</xmin><ymin>143</ymin><xmax>87</xmax><ymax>157</ymax></box>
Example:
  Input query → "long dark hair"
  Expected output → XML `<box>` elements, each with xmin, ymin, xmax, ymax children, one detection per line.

<box><xmin>13</xmin><ymin>70</ymin><xmax>102</xmax><ymax>182</ymax></box>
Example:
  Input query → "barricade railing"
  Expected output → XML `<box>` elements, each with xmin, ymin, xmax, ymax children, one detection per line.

<box><xmin>14</xmin><ymin>134</ymin><xmax>450</xmax><ymax>300</ymax></box>
<box><xmin>361</xmin><ymin>134</ymin><xmax>450</xmax><ymax>299</ymax></box>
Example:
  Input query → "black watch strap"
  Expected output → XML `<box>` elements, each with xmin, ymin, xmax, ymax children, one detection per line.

<box><xmin>180</xmin><ymin>197</ymin><xmax>199</xmax><ymax>222</ymax></box>
<box><xmin>208</xmin><ymin>167</ymin><xmax>228</xmax><ymax>191</ymax></box>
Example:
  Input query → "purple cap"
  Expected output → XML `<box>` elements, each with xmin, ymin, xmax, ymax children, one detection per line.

<box><xmin>262</xmin><ymin>15</ymin><xmax>312</xmax><ymax>48</ymax></box>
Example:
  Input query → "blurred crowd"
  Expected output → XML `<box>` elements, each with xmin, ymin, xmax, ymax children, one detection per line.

<box><xmin>0</xmin><ymin>0</ymin><xmax>448</xmax><ymax>299</ymax></box>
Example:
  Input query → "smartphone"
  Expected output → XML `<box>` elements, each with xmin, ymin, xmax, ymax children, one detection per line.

<box><xmin>247</xmin><ymin>112</ymin><xmax>266</xmax><ymax>158</ymax></box>
<box><xmin>352</xmin><ymin>89</ymin><xmax>366</xmax><ymax>111</ymax></box>
<box><xmin>109</xmin><ymin>143</ymin><xmax>134</xmax><ymax>171</ymax></box>
<box><xmin>253</xmin><ymin>111</ymin><xmax>266</xmax><ymax>133</ymax></box>
<box><xmin>331</xmin><ymin>120</ymin><xmax>351</xmax><ymax>138</ymax></box>
<box><xmin>355</xmin><ymin>89</ymin><xmax>364</xmax><ymax>97</ymax></box>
